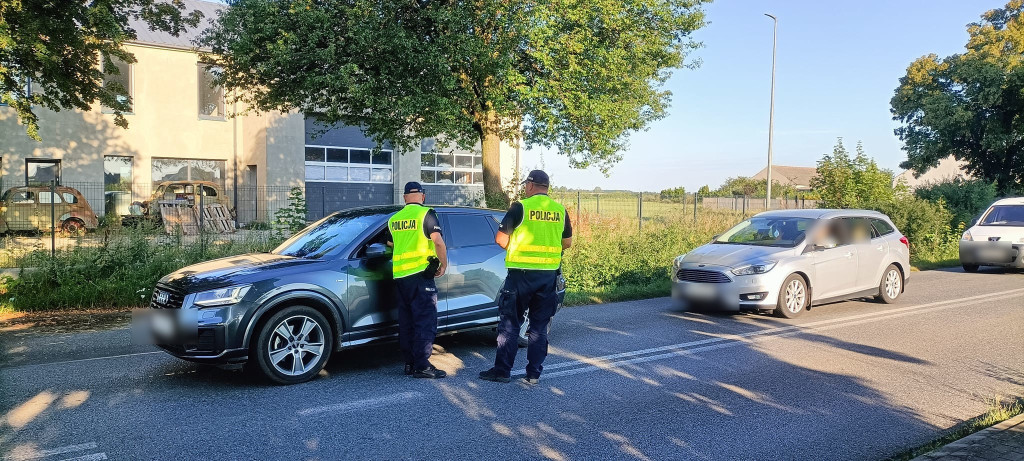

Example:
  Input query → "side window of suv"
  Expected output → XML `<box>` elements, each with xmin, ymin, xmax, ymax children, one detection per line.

<box><xmin>446</xmin><ymin>213</ymin><xmax>497</xmax><ymax>248</ymax></box>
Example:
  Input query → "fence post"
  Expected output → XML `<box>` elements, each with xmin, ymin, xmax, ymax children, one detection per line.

<box><xmin>596</xmin><ymin>194</ymin><xmax>600</xmax><ymax>216</ymax></box>
<box><xmin>638</xmin><ymin>192</ymin><xmax>643</xmax><ymax>231</ymax></box>
<box><xmin>742</xmin><ymin>195</ymin><xmax>747</xmax><ymax>218</ymax></box>
<box><xmin>50</xmin><ymin>178</ymin><xmax>56</xmax><ymax>258</ymax></box>
<box><xmin>199</xmin><ymin>189</ymin><xmax>206</xmax><ymax>255</ymax></box>
<box><xmin>693</xmin><ymin>193</ymin><xmax>698</xmax><ymax>222</ymax></box>
<box><xmin>576</xmin><ymin>190</ymin><xmax>581</xmax><ymax>226</ymax></box>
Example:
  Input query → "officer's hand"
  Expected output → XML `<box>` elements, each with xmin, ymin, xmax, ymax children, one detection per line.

<box><xmin>435</xmin><ymin>264</ymin><xmax>447</xmax><ymax>278</ymax></box>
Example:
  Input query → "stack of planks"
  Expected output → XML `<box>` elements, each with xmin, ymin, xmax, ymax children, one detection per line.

<box><xmin>159</xmin><ymin>201</ymin><xmax>235</xmax><ymax>235</ymax></box>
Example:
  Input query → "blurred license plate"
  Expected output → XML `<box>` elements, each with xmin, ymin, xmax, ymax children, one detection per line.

<box><xmin>685</xmin><ymin>283</ymin><xmax>716</xmax><ymax>300</ymax></box>
<box><xmin>980</xmin><ymin>244</ymin><xmax>1011</xmax><ymax>262</ymax></box>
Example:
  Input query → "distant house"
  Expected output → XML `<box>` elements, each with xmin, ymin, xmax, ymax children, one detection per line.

<box><xmin>751</xmin><ymin>165</ymin><xmax>818</xmax><ymax>191</ymax></box>
<box><xmin>894</xmin><ymin>155</ymin><xmax>971</xmax><ymax>189</ymax></box>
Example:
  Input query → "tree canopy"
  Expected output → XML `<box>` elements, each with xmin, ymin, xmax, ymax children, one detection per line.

<box><xmin>202</xmin><ymin>0</ymin><xmax>708</xmax><ymax>205</ymax></box>
<box><xmin>891</xmin><ymin>0</ymin><xmax>1024</xmax><ymax>195</ymax></box>
<box><xmin>1</xmin><ymin>0</ymin><xmax>203</xmax><ymax>140</ymax></box>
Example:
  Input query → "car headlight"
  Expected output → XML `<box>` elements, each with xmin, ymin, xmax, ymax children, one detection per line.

<box><xmin>731</xmin><ymin>261</ymin><xmax>778</xmax><ymax>276</ymax></box>
<box><xmin>193</xmin><ymin>285</ymin><xmax>252</xmax><ymax>307</ymax></box>
<box><xmin>961</xmin><ymin>230</ymin><xmax>973</xmax><ymax>241</ymax></box>
<box><xmin>673</xmin><ymin>255</ymin><xmax>687</xmax><ymax>269</ymax></box>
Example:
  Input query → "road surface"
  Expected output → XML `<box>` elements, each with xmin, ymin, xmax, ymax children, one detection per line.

<box><xmin>1</xmin><ymin>268</ymin><xmax>1022</xmax><ymax>460</ymax></box>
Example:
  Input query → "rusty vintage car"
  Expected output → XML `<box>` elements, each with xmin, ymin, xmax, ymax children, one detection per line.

<box><xmin>0</xmin><ymin>186</ymin><xmax>99</xmax><ymax>234</ymax></box>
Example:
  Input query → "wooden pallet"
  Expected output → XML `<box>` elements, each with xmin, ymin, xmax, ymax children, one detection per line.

<box><xmin>159</xmin><ymin>201</ymin><xmax>199</xmax><ymax>235</ymax></box>
<box><xmin>197</xmin><ymin>203</ymin><xmax>236</xmax><ymax>234</ymax></box>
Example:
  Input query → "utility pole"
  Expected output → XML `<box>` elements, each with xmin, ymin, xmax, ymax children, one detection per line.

<box><xmin>765</xmin><ymin>13</ymin><xmax>778</xmax><ymax>210</ymax></box>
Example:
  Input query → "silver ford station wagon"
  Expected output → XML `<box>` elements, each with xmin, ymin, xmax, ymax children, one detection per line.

<box><xmin>672</xmin><ymin>209</ymin><xmax>910</xmax><ymax>318</ymax></box>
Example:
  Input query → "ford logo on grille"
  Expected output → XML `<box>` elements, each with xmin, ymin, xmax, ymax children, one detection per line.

<box><xmin>154</xmin><ymin>290</ymin><xmax>170</xmax><ymax>304</ymax></box>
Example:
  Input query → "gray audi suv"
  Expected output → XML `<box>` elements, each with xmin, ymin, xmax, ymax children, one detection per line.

<box><xmin>144</xmin><ymin>206</ymin><xmax>565</xmax><ymax>384</ymax></box>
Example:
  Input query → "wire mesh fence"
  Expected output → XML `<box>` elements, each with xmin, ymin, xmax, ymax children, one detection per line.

<box><xmin>0</xmin><ymin>181</ymin><xmax>487</xmax><ymax>268</ymax></box>
<box><xmin>548</xmin><ymin>191</ymin><xmax>819</xmax><ymax>230</ymax></box>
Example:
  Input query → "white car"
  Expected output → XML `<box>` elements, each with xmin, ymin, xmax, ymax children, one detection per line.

<box><xmin>959</xmin><ymin>197</ymin><xmax>1024</xmax><ymax>272</ymax></box>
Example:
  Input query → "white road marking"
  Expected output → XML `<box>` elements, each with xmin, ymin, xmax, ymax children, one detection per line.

<box><xmin>3</xmin><ymin>443</ymin><xmax>98</xmax><ymax>461</ymax></box>
<box><xmin>3</xmin><ymin>351</ymin><xmax>164</xmax><ymax>370</ymax></box>
<box><xmin>56</xmin><ymin>454</ymin><xmax>106</xmax><ymax>461</ymax></box>
<box><xmin>520</xmin><ymin>287</ymin><xmax>1024</xmax><ymax>379</ymax></box>
<box><xmin>297</xmin><ymin>391</ymin><xmax>423</xmax><ymax>416</ymax></box>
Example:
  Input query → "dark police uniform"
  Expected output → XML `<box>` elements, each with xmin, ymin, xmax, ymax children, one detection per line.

<box><xmin>480</xmin><ymin>177</ymin><xmax>572</xmax><ymax>383</ymax></box>
<box><xmin>386</xmin><ymin>189</ymin><xmax>446</xmax><ymax>378</ymax></box>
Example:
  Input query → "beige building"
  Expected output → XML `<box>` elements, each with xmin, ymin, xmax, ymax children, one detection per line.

<box><xmin>0</xmin><ymin>0</ymin><xmax>517</xmax><ymax>222</ymax></box>
<box><xmin>894</xmin><ymin>155</ymin><xmax>971</xmax><ymax>189</ymax></box>
<box><xmin>751</xmin><ymin>165</ymin><xmax>818</xmax><ymax>191</ymax></box>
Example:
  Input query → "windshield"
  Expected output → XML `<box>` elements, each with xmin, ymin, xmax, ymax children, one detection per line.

<box><xmin>272</xmin><ymin>211</ymin><xmax>388</xmax><ymax>259</ymax></box>
<box><xmin>714</xmin><ymin>217</ymin><xmax>813</xmax><ymax>248</ymax></box>
<box><xmin>979</xmin><ymin>205</ymin><xmax>1024</xmax><ymax>226</ymax></box>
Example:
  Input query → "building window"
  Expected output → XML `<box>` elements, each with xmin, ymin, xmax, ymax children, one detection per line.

<box><xmin>102</xmin><ymin>55</ymin><xmax>132</xmax><ymax>112</ymax></box>
<box><xmin>198</xmin><ymin>64</ymin><xmax>225</xmax><ymax>119</ymax></box>
<box><xmin>304</xmin><ymin>145</ymin><xmax>393</xmax><ymax>184</ymax></box>
<box><xmin>26</xmin><ymin>159</ymin><xmax>60</xmax><ymax>186</ymax></box>
<box><xmin>1</xmin><ymin>76</ymin><xmax>31</xmax><ymax>107</ymax></box>
<box><xmin>420</xmin><ymin>139</ymin><xmax>483</xmax><ymax>185</ymax></box>
<box><xmin>104</xmin><ymin>156</ymin><xmax>133</xmax><ymax>191</ymax></box>
<box><xmin>151</xmin><ymin>158</ymin><xmax>226</xmax><ymax>190</ymax></box>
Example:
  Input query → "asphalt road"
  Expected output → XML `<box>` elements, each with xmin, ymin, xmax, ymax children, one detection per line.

<box><xmin>1</xmin><ymin>268</ymin><xmax>1023</xmax><ymax>460</ymax></box>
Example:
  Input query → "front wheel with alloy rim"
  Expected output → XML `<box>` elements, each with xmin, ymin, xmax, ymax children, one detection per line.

<box><xmin>875</xmin><ymin>264</ymin><xmax>903</xmax><ymax>304</ymax></box>
<box><xmin>774</xmin><ymin>274</ymin><xmax>809</xmax><ymax>319</ymax></box>
<box><xmin>253</xmin><ymin>306</ymin><xmax>333</xmax><ymax>384</ymax></box>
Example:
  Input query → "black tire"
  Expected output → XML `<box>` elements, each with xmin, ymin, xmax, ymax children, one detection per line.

<box><xmin>252</xmin><ymin>306</ymin><xmax>333</xmax><ymax>385</ymax></box>
<box><xmin>962</xmin><ymin>264</ymin><xmax>980</xmax><ymax>273</ymax></box>
<box><xmin>774</xmin><ymin>274</ymin><xmax>809</xmax><ymax>319</ymax></box>
<box><xmin>60</xmin><ymin>218</ymin><xmax>86</xmax><ymax>236</ymax></box>
<box><xmin>875</xmin><ymin>264</ymin><xmax>903</xmax><ymax>304</ymax></box>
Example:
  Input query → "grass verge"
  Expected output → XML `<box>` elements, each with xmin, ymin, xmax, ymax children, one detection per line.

<box><xmin>886</xmin><ymin>397</ymin><xmax>1024</xmax><ymax>461</ymax></box>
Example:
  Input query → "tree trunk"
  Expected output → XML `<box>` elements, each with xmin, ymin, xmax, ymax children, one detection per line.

<box><xmin>481</xmin><ymin>130</ymin><xmax>507</xmax><ymax>209</ymax></box>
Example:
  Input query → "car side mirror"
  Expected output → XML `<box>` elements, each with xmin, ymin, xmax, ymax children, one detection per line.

<box><xmin>365</xmin><ymin>243</ymin><xmax>390</xmax><ymax>259</ymax></box>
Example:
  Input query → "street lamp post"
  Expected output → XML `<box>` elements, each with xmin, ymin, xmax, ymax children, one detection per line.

<box><xmin>765</xmin><ymin>13</ymin><xmax>777</xmax><ymax>210</ymax></box>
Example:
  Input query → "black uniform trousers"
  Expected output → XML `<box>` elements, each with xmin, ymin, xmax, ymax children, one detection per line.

<box><xmin>493</xmin><ymin>269</ymin><xmax>560</xmax><ymax>378</ymax></box>
<box><xmin>395</xmin><ymin>273</ymin><xmax>438</xmax><ymax>370</ymax></box>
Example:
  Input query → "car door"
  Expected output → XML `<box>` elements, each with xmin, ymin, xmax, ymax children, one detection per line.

<box><xmin>439</xmin><ymin>211</ymin><xmax>506</xmax><ymax>331</ymax></box>
<box><xmin>7</xmin><ymin>190</ymin><xmax>37</xmax><ymax>231</ymax></box>
<box><xmin>344</xmin><ymin>221</ymin><xmax>450</xmax><ymax>345</ymax></box>
<box><xmin>850</xmin><ymin>217</ymin><xmax>888</xmax><ymax>290</ymax></box>
<box><xmin>808</xmin><ymin>218</ymin><xmax>860</xmax><ymax>300</ymax></box>
<box><xmin>35</xmin><ymin>189</ymin><xmax>65</xmax><ymax>230</ymax></box>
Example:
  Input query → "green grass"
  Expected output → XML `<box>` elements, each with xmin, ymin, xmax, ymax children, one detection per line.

<box><xmin>886</xmin><ymin>397</ymin><xmax>1024</xmax><ymax>461</ymax></box>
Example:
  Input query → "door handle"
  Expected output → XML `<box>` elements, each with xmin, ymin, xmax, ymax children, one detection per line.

<box><xmin>876</xmin><ymin>245</ymin><xmax>885</xmax><ymax>252</ymax></box>
<box><xmin>844</xmin><ymin>252</ymin><xmax>853</xmax><ymax>258</ymax></box>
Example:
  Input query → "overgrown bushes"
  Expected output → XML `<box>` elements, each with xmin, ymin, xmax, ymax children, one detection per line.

<box><xmin>914</xmin><ymin>178</ymin><xmax>998</xmax><ymax>229</ymax></box>
<box><xmin>0</xmin><ymin>229</ymin><xmax>284</xmax><ymax>311</ymax></box>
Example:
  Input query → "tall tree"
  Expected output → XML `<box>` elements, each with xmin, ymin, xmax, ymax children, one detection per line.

<box><xmin>1</xmin><ymin>0</ymin><xmax>203</xmax><ymax>140</ymax></box>
<box><xmin>891</xmin><ymin>0</ymin><xmax>1024</xmax><ymax>195</ymax></box>
<box><xmin>202</xmin><ymin>0</ymin><xmax>708</xmax><ymax>206</ymax></box>
<box><xmin>811</xmin><ymin>139</ymin><xmax>901</xmax><ymax>210</ymax></box>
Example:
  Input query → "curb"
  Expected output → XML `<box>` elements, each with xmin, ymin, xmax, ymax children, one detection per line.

<box><xmin>912</xmin><ymin>412</ymin><xmax>1024</xmax><ymax>460</ymax></box>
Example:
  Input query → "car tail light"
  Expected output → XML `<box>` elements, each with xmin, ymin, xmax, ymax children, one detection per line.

<box><xmin>899</xmin><ymin>236</ymin><xmax>910</xmax><ymax>250</ymax></box>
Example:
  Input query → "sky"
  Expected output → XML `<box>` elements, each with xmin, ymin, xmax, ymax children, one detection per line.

<box><xmin>520</xmin><ymin>0</ymin><xmax>1007</xmax><ymax>192</ymax></box>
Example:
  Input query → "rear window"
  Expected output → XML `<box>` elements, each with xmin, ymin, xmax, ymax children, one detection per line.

<box><xmin>980</xmin><ymin>205</ymin><xmax>1024</xmax><ymax>226</ymax></box>
<box><xmin>870</xmin><ymin>218</ymin><xmax>895</xmax><ymax>236</ymax></box>
<box><xmin>447</xmin><ymin>214</ymin><xmax>496</xmax><ymax>248</ymax></box>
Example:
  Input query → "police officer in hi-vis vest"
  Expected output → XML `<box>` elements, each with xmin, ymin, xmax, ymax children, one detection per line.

<box><xmin>386</xmin><ymin>182</ymin><xmax>448</xmax><ymax>379</ymax></box>
<box><xmin>479</xmin><ymin>170</ymin><xmax>572</xmax><ymax>385</ymax></box>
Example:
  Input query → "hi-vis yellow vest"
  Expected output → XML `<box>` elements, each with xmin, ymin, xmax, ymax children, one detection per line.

<box><xmin>388</xmin><ymin>204</ymin><xmax>436</xmax><ymax>279</ymax></box>
<box><xmin>506</xmin><ymin>194</ymin><xmax>566</xmax><ymax>270</ymax></box>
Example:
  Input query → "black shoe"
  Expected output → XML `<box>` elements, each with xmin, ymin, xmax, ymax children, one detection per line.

<box><xmin>478</xmin><ymin>368</ymin><xmax>511</xmax><ymax>383</ymax></box>
<box><xmin>521</xmin><ymin>375</ymin><xmax>540</xmax><ymax>385</ymax></box>
<box><xmin>412</xmin><ymin>365</ymin><xmax>447</xmax><ymax>379</ymax></box>
<box><xmin>403</xmin><ymin>363</ymin><xmax>414</xmax><ymax>375</ymax></box>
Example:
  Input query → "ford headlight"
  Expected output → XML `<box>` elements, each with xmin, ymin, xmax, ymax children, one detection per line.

<box><xmin>731</xmin><ymin>261</ymin><xmax>777</xmax><ymax>276</ymax></box>
<box><xmin>673</xmin><ymin>254</ymin><xmax>687</xmax><ymax>269</ymax></box>
<box><xmin>193</xmin><ymin>285</ymin><xmax>252</xmax><ymax>307</ymax></box>
<box><xmin>961</xmin><ymin>230</ymin><xmax>973</xmax><ymax>241</ymax></box>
